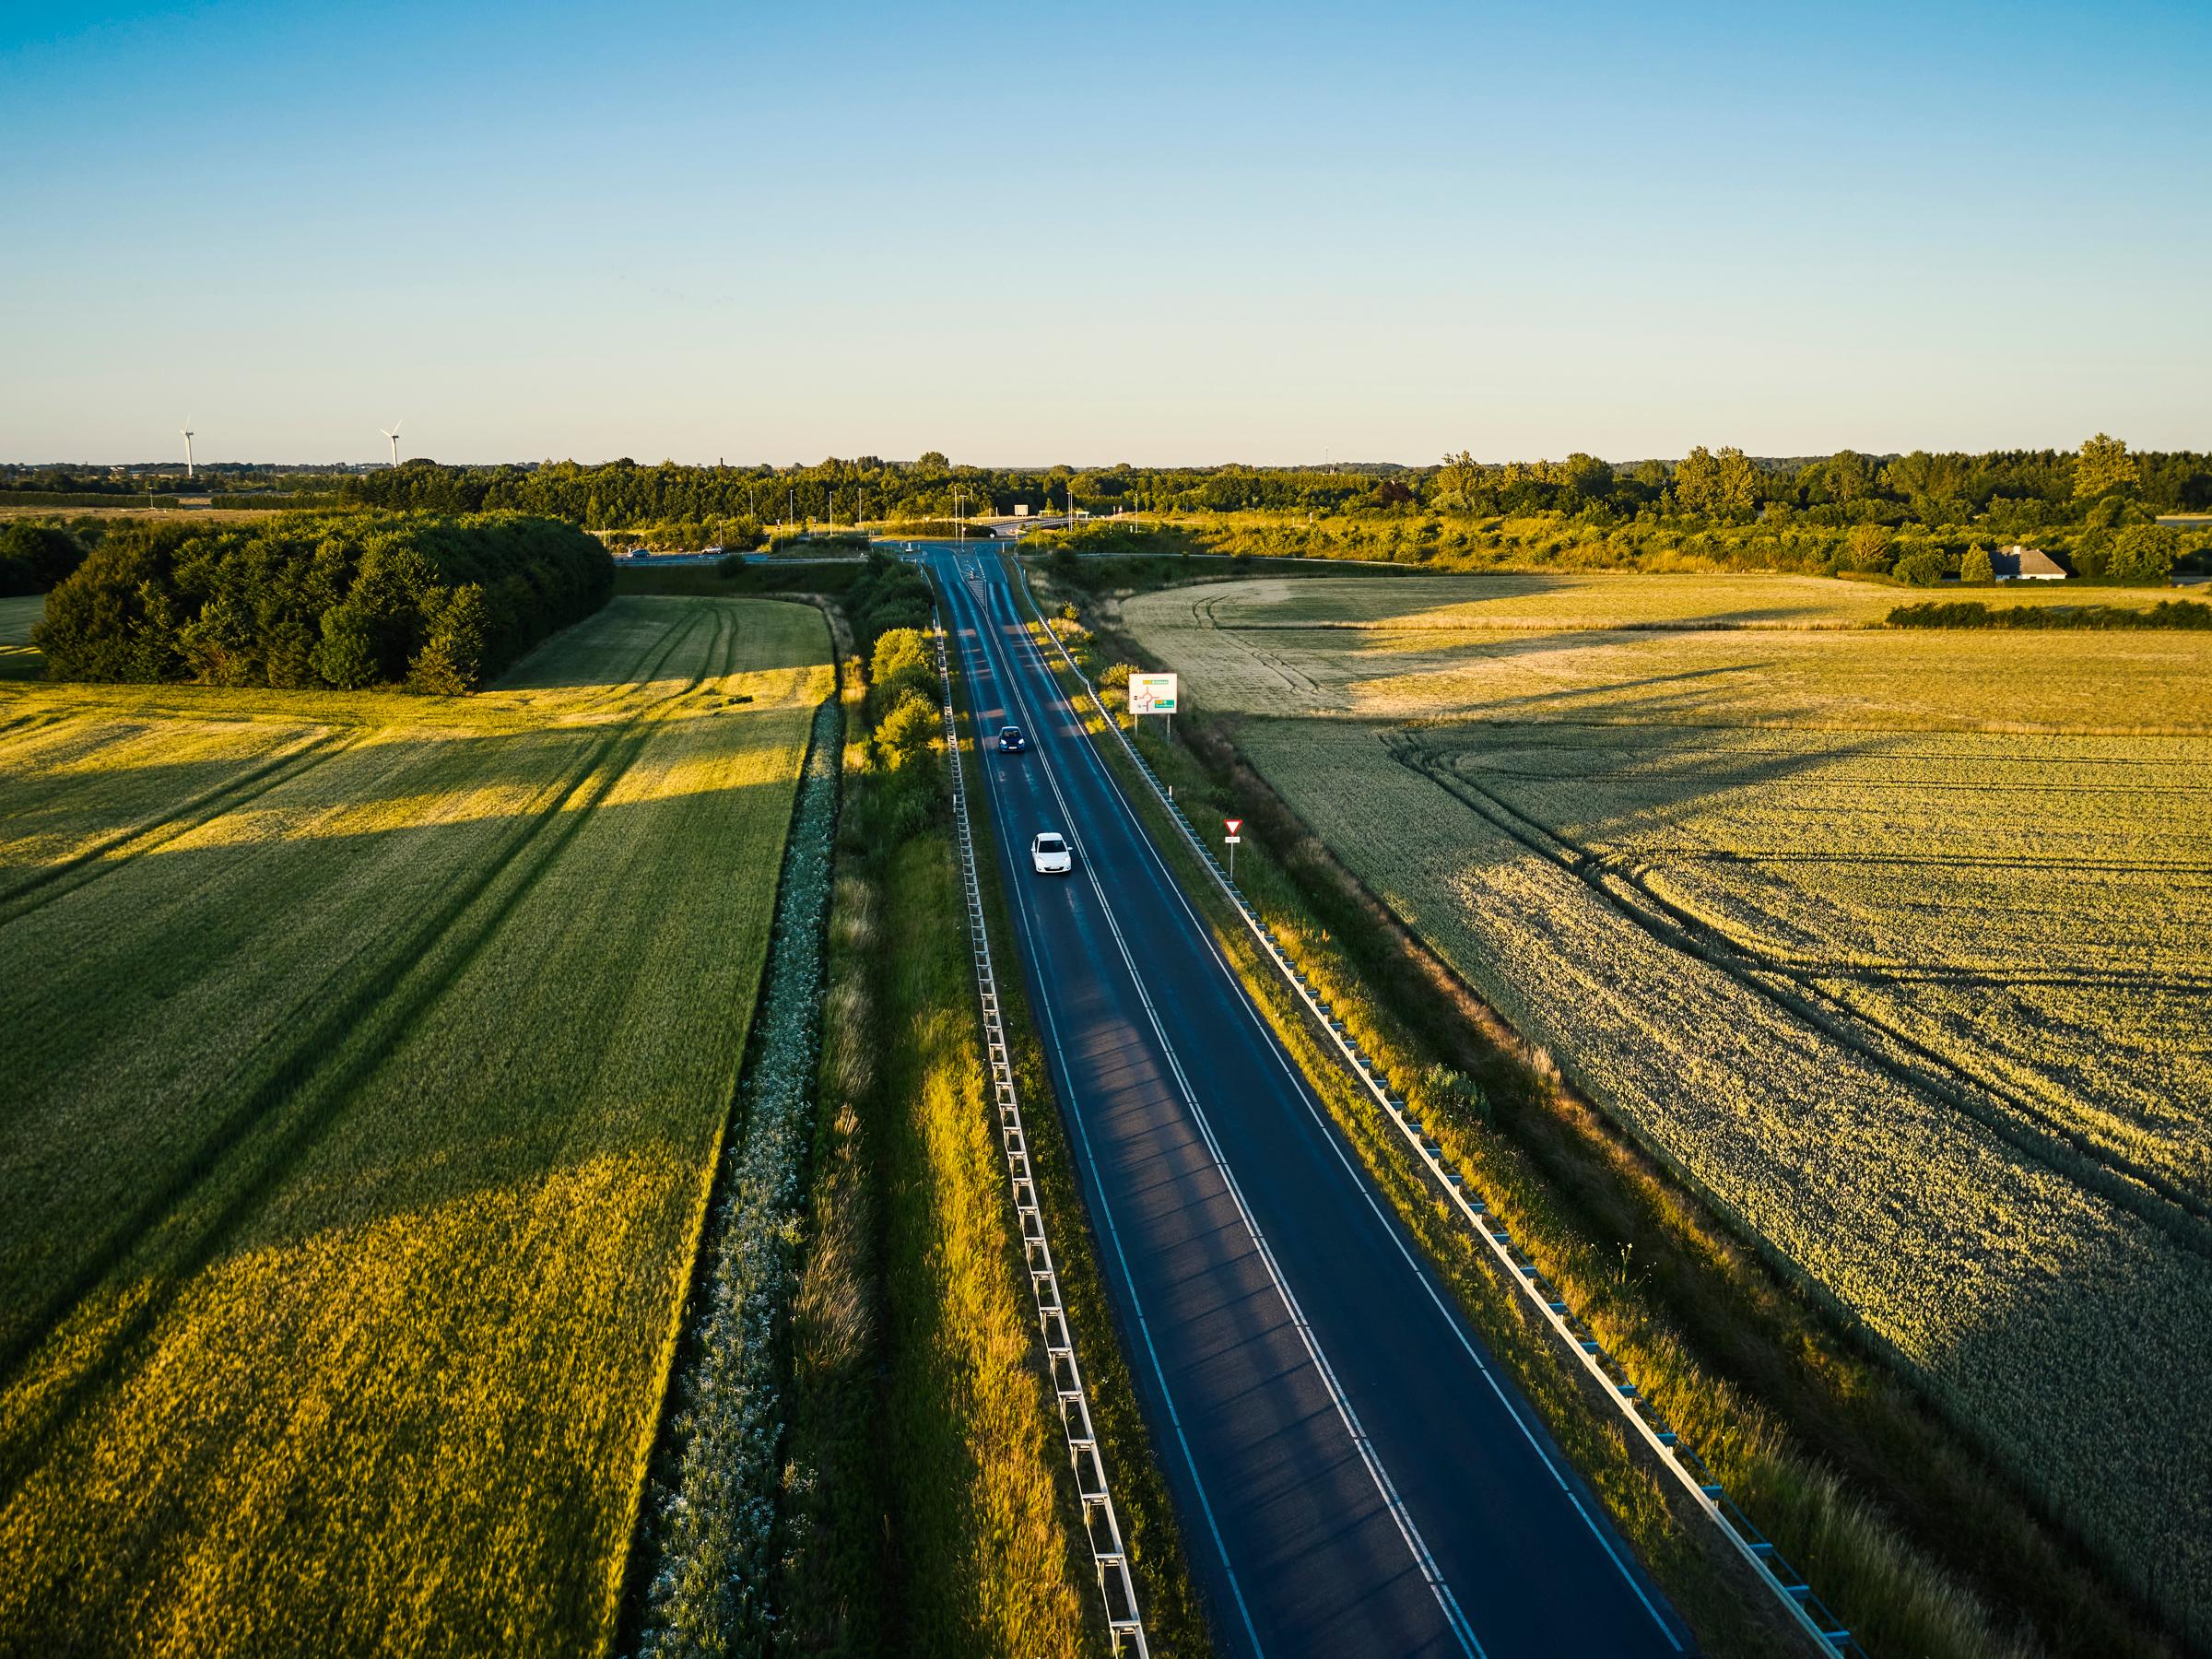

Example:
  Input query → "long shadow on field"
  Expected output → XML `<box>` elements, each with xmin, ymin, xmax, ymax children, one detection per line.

<box><xmin>498</xmin><ymin>594</ymin><xmax>830</xmax><ymax>691</ymax></box>
<box><xmin>0</xmin><ymin>702</ymin><xmax>810</xmax><ymax>1463</ymax></box>
<box><xmin>1246</xmin><ymin>705</ymin><xmax>2212</xmax><ymax>1647</ymax></box>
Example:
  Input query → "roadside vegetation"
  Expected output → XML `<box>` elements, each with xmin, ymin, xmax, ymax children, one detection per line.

<box><xmin>627</xmin><ymin>697</ymin><xmax>843</xmax><ymax>1656</ymax></box>
<box><xmin>769</xmin><ymin>627</ymin><xmax>1079</xmax><ymax>1655</ymax></box>
<box><xmin>1046</xmin><ymin>559</ymin><xmax>2188</xmax><ymax>1656</ymax></box>
<box><xmin>0</xmin><ymin>596</ymin><xmax>832</xmax><ymax>1657</ymax></box>
<box><xmin>755</xmin><ymin>619</ymin><xmax>1204</xmax><ymax>1657</ymax></box>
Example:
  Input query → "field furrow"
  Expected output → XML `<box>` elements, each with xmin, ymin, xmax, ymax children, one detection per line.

<box><xmin>0</xmin><ymin>595</ymin><xmax>833</xmax><ymax>1658</ymax></box>
<box><xmin>1125</xmin><ymin>571</ymin><xmax>2212</xmax><ymax>1632</ymax></box>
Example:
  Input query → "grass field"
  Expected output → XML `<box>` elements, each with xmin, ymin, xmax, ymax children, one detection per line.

<box><xmin>1124</xmin><ymin>570</ymin><xmax>2212</xmax><ymax>1639</ymax></box>
<box><xmin>0</xmin><ymin>594</ymin><xmax>41</xmax><ymax>681</ymax></box>
<box><xmin>0</xmin><ymin>595</ymin><xmax>832</xmax><ymax>1657</ymax></box>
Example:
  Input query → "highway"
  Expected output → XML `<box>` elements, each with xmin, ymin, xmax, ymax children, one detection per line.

<box><xmin>927</xmin><ymin>545</ymin><xmax>1692</xmax><ymax>1659</ymax></box>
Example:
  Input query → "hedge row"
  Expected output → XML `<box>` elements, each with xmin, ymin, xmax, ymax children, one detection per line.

<box><xmin>32</xmin><ymin>511</ymin><xmax>610</xmax><ymax>692</ymax></box>
<box><xmin>1887</xmin><ymin>598</ymin><xmax>2212</xmax><ymax>630</ymax></box>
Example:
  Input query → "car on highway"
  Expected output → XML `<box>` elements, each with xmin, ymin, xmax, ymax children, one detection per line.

<box><xmin>1030</xmin><ymin>831</ymin><xmax>1072</xmax><ymax>876</ymax></box>
<box><xmin>997</xmin><ymin>725</ymin><xmax>1028</xmax><ymax>754</ymax></box>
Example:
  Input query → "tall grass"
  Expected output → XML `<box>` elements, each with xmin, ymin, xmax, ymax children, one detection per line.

<box><xmin>772</xmin><ymin>678</ymin><xmax>889</xmax><ymax>1659</ymax></box>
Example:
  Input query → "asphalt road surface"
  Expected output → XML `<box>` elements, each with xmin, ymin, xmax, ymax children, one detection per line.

<box><xmin>926</xmin><ymin>545</ymin><xmax>1693</xmax><ymax>1659</ymax></box>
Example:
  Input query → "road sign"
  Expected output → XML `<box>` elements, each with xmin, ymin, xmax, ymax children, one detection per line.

<box><xmin>1129</xmin><ymin>672</ymin><xmax>1179</xmax><ymax>715</ymax></box>
<box><xmin>1224</xmin><ymin>818</ymin><xmax>1243</xmax><ymax>836</ymax></box>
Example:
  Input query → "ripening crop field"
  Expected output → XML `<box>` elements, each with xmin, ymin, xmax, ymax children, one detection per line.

<box><xmin>1129</xmin><ymin>570</ymin><xmax>2210</xmax><ymax>730</ymax></box>
<box><xmin>1124</xmin><ymin>571</ymin><xmax>2212</xmax><ymax>1634</ymax></box>
<box><xmin>0</xmin><ymin>595</ymin><xmax>832</xmax><ymax>1658</ymax></box>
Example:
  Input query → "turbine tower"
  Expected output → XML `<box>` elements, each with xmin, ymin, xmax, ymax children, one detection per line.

<box><xmin>181</xmin><ymin>426</ymin><xmax>195</xmax><ymax>480</ymax></box>
<box><xmin>380</xmin><ymin>420</ymin><xmax>403</xmax><ymax>467</ymax></box>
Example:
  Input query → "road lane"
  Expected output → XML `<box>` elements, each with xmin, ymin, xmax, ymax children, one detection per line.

<box><xmin>932</xmin><ymin>547</ymin><xmax>1688</xmax><ymax>1659</ymax></box>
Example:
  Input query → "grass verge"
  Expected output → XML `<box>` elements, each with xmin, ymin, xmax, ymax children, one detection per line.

<box><xmin>770</xmin><ymin>634</ymin><xmax>1154</xmax><ymax>1658</ymax></box>
<box><xmin>937</xmin><ymin>603</ymin><xmax>1213</xmax><ymax>1658</ymax></box>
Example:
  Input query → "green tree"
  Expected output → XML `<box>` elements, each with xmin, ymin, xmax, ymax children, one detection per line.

<box><xmin>1436</xmin><ymin>450</ymin><xmax>1482</xmax><ymax>506</ymax></box>
<box><xmin>314</xmin><ymin>605</ymin><xmax>382</xmax><ymax>688</ymax></box>
<box><xmin>1824</xmin><ymin>450</ymin><xmax>1875</xmax><ymax>502</ymax></box>
<box><xmin>1960</xmin><ymin>543</ymin><xmax>1996</xmax><ymax>584</ymax></box>
<box><xmin>0</xmin><ymin>524</ymin><xmax>85</xmax><ymax>592</ymax></box>
<box><xmin>2075</xmin><ymin>433</ymin><xmax>2138</xmax><ymax>500</ymax></box>
<box><xmin>1672</xmin><ymin>447</ymin><xmax>1719</xmax><ymax>514</ymax></box>
<box><xmin>2109</xmin><ymin>524</ymin><xmax>2178</xmax><ymax>583</ymax></box>
<box><xmin>1713</xmin><ymin>447</ymin><xmax>1761</xmax><ymax>515</ymax></box>
<box><xmin>875</xmin><ymin>689</ymin><xmax>937</xmax><ymax>770</ymax></box>
<box><xmin>1559</xmin><ymin>453</ymin><xmax>1614</xmax><ymax>506</ymax></box>
<box><xmin>409</xmin><ymin>583</ymin><xmax>489</xmax><ymax>694</ymax></box>
<box><xmin>1845</xmin><ymin>522</ymin><xmax>1897</xmax><ymax>572</ymax></box>
<box><xmin>1894</xmin><ymin>547</ymin><xmax>1947</xmax><ymax>586</ymax></box>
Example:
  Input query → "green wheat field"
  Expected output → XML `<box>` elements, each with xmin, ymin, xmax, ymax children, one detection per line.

<box><xmin>0</xmin><ymin>595</ymin><xmax>831</xmax><ymax>1655</ymax></box>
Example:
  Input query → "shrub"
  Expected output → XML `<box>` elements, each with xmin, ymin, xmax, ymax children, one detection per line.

<box><xmin>867</xmin><ymin>626</ymin><xmax>934</xmax><ymax>721</ymax></box>
<box><xmin>1893</xmin><ymin>547</ymin><xmax>1948</xmax><ymax>587</ymax></box>
<box><xmin>844</xmin><ymin>552</ymin><xmax>933</xmax><ymax>657</ymax></box>
<box><xmin>1844</xmin><ymin>522</ymin><xmax>1897</xmax><ymax>572</ymax></box>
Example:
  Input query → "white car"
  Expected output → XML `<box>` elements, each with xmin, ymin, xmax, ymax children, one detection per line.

<box><xmin>1030</xmin><ymin>831</ymin><xmax>1073</xmax><ymax>876</ymax></box>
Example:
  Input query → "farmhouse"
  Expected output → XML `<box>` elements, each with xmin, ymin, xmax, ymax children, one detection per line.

<box><xmin>1994</xmin><ymin>544</ymin><xmax>2067</xmax><ymax>581</ymax></box>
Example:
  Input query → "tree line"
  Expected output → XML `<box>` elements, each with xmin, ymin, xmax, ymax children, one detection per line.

<box><xmin>34</xmin><ymin>512</ymin><xmax>609</xmax><ymax>693</ymax></box>
<box><xmin>0</xmin><ymin>524</ymin><xmax>88</xmax><ymax>596</ymax></box>
<box><xmin>318</xmin><ymin>437</ymin><xmax>2211</xmax><ymax>531</ymax></box>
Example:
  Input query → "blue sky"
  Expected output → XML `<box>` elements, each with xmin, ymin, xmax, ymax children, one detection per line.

<box><xmin>4</xmin><ymin>1</ymin><xmax>2207</xmax><ymax>465</ymax></box>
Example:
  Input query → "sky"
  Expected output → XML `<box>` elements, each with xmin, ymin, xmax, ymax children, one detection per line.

<box><xmin>3</xmin><ymin>1</ymin><xmax>2207</xmax><ymax>467</ymax></box>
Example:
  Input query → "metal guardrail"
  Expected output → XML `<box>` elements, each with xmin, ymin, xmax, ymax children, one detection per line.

<box><xmin>931</xmin><ymin>613</ymin><xmax>1152</xmax><ymax>1657</ymax></box>
<box><xmin>1008</xmin><ymin>567</ymin><xmax>1869</xmax><ymax>1659</ymax></box>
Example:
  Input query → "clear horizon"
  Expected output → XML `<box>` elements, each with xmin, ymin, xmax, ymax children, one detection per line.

<box><xmin>6</xmin><ymin>1</ymin><xmax>2208</xmax><ymax>467</ymax></box>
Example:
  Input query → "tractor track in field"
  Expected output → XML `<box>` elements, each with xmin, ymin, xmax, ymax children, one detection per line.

<box><xmin>0</xmin><ymin>727</ymin><xmax>362</xmax><ymax>927</ymax></box>
<box><xmin>0</xmin><ymin>607</ymin><xmax>727</xmax><ymax>1460</ymax></box>
<box><xmin>1382</xmin><ymin>729</ymin><xmax>2212</xmax><ymax>1255</ymax></box>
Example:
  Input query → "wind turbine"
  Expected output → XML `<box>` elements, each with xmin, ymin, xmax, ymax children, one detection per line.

<box><xmin>380</xmin><ymin>420</ymin><xmax>403</xmax><ymax>467</ymax></box>
<box><xmin>181</xmin><ymin>425</ymin><xmax>195</xmax><ymax>479</ymax></box>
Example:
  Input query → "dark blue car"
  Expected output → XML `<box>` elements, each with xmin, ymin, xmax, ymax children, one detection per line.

<box><xmin>997</xmin><ymin>725</ymin><xmax>1027</xmax><ymax>754</ymax></box>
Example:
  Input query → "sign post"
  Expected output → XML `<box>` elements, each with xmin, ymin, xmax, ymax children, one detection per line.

<box><xmin>1224</xmin><ymin>817</ymin><xmax>1242</xmax><ymax>882</ymax></box>
<box><xmin>1128</xmin><ymin>672</ymin><xmax>1179</xmax><ymax>743</ymax></box>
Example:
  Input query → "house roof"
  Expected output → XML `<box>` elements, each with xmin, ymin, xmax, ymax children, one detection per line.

<box><xmin>1994</xmin><ymin>544</ymin><xmax>2068</xmax><ymax>579</ymax></box>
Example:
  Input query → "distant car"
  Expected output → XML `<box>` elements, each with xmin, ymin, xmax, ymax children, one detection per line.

<box><xmin>1030</xmin><ymin>832</ymin><xmax>1072</xmax><ymax>876</ymax></box>
<box><xmin>997</xmin><ymin>725</ymin><xmax>1027</xmax><ymax>754</ymax></box>
<box><xmin>623</xmin><ymin>547</ymin><xmax>649</xmax><ymax>559</ymax></box>
<box><xmin>702</xmin><ymin>544</ymin><xmax>725</xmax><ymax>555</ymax></box>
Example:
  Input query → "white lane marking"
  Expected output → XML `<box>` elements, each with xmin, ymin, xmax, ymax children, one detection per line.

<box><xmin>998</xmin><ymin>565</ymin><xmax>1686</xmax><ymax>1652</ymax></box>
<box><xmin>944</xmin><ymin>573</ymin><xmax>1269</xmax><ymax>1659</ymax></box>
<box><xmin>965</xmin><ymin>568</ymin><xmax>1484</xmax><ymax>1659</ymax></box>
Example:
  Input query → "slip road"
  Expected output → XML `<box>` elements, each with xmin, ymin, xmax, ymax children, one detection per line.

<box><xmin>928</xmin><ymin>546</ymin><xmax>1691</xmax><ymax>1659</ymax></box>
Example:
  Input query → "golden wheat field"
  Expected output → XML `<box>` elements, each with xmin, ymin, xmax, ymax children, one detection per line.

<box><xmin>1124</xmin><ymin>571</ymin><xmax>2212</xmax><ymax>1633</ymax></box>
<box><xmin>0</xmin><ymin>595</ymin><xmax>832</xmax><ymax>1658</ymax></box>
